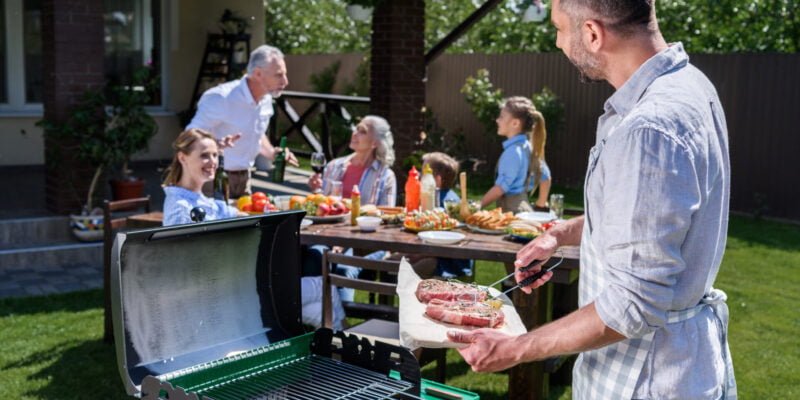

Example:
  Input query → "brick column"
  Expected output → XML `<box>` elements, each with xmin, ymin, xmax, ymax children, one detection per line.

<box><xmin>42</xmin><ymin>0</ymin><xmax>105</xmax><ymax>214</ymax></box>
<box><xmin>370</xmin><ymin>0</ymin><xmax>425</xmax><ymax>190</ymax></box>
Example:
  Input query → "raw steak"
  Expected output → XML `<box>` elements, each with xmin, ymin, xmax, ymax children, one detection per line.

<box><xmin>424</xmin><ymin>299</ymin><xmax>505</xmax><ymax>328</ymax></box>
<box><xmin>415</xmin><ymin>279</ymin><xmax>487</xmax><ymax>303</ymax></box>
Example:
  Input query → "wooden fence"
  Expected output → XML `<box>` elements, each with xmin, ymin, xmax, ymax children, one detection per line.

<box><xmin>285</xmin><ymin>52</ymin><xmax>800</xmax><ymax>221</ymax></box>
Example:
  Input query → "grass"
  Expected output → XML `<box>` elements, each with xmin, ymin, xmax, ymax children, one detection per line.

<box><xmin>2</xmin><ymin>192</ymin><xmax>798</xmax><ymax>398</ymax></box>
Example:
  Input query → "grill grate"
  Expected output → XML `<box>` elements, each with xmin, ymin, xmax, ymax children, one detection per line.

<box><xmin>194</xmin><ymin>355</ymin><xmax>417</xmax><ymax>400</ymax></box>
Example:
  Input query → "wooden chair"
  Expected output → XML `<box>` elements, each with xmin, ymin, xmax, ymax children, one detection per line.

<box><xmin>103</xmin><ymin>196</ymin><xmax>152</xmax><ymax>343</ymax></box>
<box><xmin>321</xmin><ymin>250</ymin><xmax>447</xmax><ymax>382</ymax></box>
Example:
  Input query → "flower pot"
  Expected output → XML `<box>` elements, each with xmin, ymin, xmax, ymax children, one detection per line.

<box><xmin>522</xmin><ymin>3</ymin><xmax>548</xmax><ymax>22</ymax></box>
<box><xmin>110</xmin><ymin>178</ymin><xmax>146</xmax><ymax>210</ymax></box>
<box><xmin>70</xmin><ymin>214</ymin><xmax>104</xmax><ymax>242</ymax></box>
<box><xmin>346</xmin><ymin>4</ymin><xmax>373</xmax><ymax>22</ymax></box>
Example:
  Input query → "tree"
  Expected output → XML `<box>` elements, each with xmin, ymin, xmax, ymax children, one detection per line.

<box><xmin>263</xmin><ymin>0</ymin><xmax>799</xmax><ymax>55</ymax></box>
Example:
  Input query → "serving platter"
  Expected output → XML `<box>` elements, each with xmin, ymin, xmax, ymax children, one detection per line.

<box><xmin>467</xmin><ymin>224</ymin><xmax>505</xmax><ymax>235</ymax></box>
<box><xmin>515</xmin><ymin>211</ymin><xmax>556</xmax><ymax>224</ymax></box>
<box><xmin>306</xmin><ymin>213</ymin><xmax>350</xmax><ymax>223</ymax></box>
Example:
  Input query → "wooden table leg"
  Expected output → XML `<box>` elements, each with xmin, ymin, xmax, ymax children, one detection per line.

<box><xmin>507</xmin><ymin>262</ymin><xmax>553</xmax><ymax>400</ymax></box>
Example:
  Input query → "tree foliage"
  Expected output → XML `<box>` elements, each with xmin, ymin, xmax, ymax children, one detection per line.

<box><xmin>264</xmin><ymin>0</ymin><xmax>798</xmax><ymax>55</ymax></box>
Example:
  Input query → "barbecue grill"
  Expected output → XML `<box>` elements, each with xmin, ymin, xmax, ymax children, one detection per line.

<box><xmin>111</xmin><ymin>212</ymin><xmax>477</xmax><ymax>400</ymax></box>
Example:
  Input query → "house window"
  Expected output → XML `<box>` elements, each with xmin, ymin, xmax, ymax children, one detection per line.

<box><xmin>0</xmin><ymin>0</ymin><xmax>163</xmax><ymax>111</ymax></box>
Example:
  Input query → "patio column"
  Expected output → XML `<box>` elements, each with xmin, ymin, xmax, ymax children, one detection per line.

<box><xmin>370</xmin><ymin>0</ymin><xmax>425</xmax><ymax>190</ymax></box>
<box><xmin>41</xmin><ymin>0</ymin><xmax>105</xmax><ymax>214</ymax></box>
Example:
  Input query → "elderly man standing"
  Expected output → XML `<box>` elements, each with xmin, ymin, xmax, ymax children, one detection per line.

<box><xmin>187</xmin><ymin>44</ymin><xmax>298</xmax><ymax>199</ymax></box>
<box><xmin>448</xmin><ymin>0</ymin><xmax>736</xmax><ymax>399</ymax></box>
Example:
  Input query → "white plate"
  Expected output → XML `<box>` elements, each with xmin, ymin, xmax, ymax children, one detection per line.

<box><xmin>515</xmin><ymin>211</ymin><xmax>556</xmax><ymax>224</ymax></box>
<box><xmin>300</xmin><ymin>218</ymin><xmax>313</xmax><ymax>228</ymax></box>
<box><xmin>418</xmin><ymin>230</ymin><xmax>466</xmax><ymax>245</ymax></box>
<box><xmin>467</xmin><ymin>225</ymin><xmax>506</xmax><ymax>235</ymax></box>
<box><xmin>306</xmin><ymin>212</ymin><xmax>350</xmax><ymax>223</ymax></box>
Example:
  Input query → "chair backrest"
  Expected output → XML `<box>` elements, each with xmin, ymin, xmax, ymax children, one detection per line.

<box><xmin>321</xmin><ymin>250</ymin><xmax>401</xmax><ymax>329</ymax></box>
<box><xmin>102</xmin><ymin>196</ymin><xmax>151</xmax><ymax>343</ymax></box>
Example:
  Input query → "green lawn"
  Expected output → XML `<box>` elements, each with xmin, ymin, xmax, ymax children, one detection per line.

<box><xmin>1</xmin><ymin>211</ymin><xmax>798</xmax><ymax>399</ymax></box>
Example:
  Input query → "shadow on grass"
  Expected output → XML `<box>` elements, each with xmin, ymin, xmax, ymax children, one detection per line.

<box><xmin>726</xmin><ymin>214</ymin><xmax>800</xmax><ymax>252</ymax></box>
<box><xmin>3</xmin><ymin>338</ymin><xmax>129</xmax><ymax>400</ymax></box>
<box><xmin>0</xmin><ymin>289</ymin><xmax>103</xmax><ymax>318</ymax></box>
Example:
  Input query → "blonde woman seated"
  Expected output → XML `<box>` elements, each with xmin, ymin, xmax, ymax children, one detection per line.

<box><xmin>162</xmin><ymin>129</ymin><xmax>246</xmax><ymax>226</ymax></box>
<box><xmin>481</xmin><ymin>96</ymin><xmax>552</xmax><ymax>213</ymax></box>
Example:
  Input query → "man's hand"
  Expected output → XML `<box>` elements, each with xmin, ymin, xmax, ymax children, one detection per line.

<box><xmin>514</xmin><ymin>233</ymin><xmax>559</xmax><ymax>293</ymax></box>
<box><xmin>278</xmin><ymin>147</ymin><xmax>299</xmax><ymax>167</ymax></box>
<box><xmin>308</xmin><ymin>173</ymin><xmax>322</xmax><ymax>192</ymax></box>
<box><xmin>447</xmin><ymin>329</ymin><xmax>521</xmax><ymax>372</ymax></box>
<box><xmin>217</xmin><ymin>133</ymin><xmax>243</xmax><ymax>150</ymax></box>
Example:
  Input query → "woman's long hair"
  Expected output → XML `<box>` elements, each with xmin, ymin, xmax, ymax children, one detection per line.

<box><xmin>502</xmin><ymin>96</ymin><xmax>547</xmax><ymax>190</ymax></box>
<box><xmin>363</xmin><ymin>115</ymin><xmax>395</xmax><ymax>167</ymax></box>
<box><xmin>162</xmin><ymin>128</ymin><xmax>217</xmax><ymax>187</ymax></box>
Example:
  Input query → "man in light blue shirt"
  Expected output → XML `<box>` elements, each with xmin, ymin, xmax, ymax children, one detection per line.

<box><xmin>449</xmin><ymin>1</ymin><xmax>736</xmax><ymax>398</ymax></box>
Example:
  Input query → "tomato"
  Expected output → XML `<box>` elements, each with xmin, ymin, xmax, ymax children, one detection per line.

<box><xmin>241</xmin><ymin>204</ymin><xmax>253</xmax><ymax>212</ymax></box>
<box><xmin>542</xmin><ymin>222</ymin><xmax>558</xmax><ymax>230</ymax></box>
<box><xmin>252</xmin><ymin>199</ymin><xmax>267</xmax><ymax>212</ymax></box>
<box><xmin>252</xmin><ymin>192</ymin><xmax>267</xmax><ymax>202</ymax></box>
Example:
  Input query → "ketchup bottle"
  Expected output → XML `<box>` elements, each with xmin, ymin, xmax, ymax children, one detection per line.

<box><xmin>404</xmin><ymin>166</ymin><xmax>421</xmax><ymax>212</ymax></box>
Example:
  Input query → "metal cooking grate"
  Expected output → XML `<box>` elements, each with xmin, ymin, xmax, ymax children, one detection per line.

<box><xmin>194</xmin><ymin>354</ymin><xmax>417</xmax><ymax>400</ymax></box>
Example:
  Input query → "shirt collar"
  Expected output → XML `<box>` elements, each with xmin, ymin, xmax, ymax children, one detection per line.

<box><xmin>605</xmin><ymin>42</ymin><xmax>689</xmax><ymax>118</ymax></box>
<box><xmin>502</xmin><ymin>133</ymin><xmax>528</xmax><ymax>149</ymax></box>
<box><xmin>238</xmin><ymin>77</ymin><xmax>272</xmax><ymax>106</ymax></box>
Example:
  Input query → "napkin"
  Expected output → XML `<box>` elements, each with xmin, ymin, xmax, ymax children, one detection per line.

<box><xmin>397</xmin><ymin>258</ymin><xmax>527</xmax><ymax>349</ymax></box>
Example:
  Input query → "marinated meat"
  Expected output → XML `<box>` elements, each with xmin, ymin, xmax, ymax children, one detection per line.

<box><xmin>424</xmin><ymin>299</ymin><xmax>505</xmax><ymax>328</ymax></box>
<box><xmin>415</xmin><ymin>279</ymin><xmax>486</xmax><ymax>303</ymax></box>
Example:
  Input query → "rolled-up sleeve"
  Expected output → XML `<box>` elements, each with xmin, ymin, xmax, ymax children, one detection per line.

<box><xmin>593</xmin><ymin>128</ymin><xmax>701</xmax><ymax>338</ymax></box>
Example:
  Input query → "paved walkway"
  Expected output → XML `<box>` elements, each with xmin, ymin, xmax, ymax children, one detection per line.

<box><xmin>0</xmin><ymin>162</ymin><xmax>312</xmax><ymax>300</ymax></box>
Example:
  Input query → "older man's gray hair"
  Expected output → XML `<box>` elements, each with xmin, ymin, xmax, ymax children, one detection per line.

<box><xmin>247</xmin><ymin>45</ymin><xmax>284</xmax><ymax>75</ymax></box>
<box><xmin>363</xmin><ymin>115</ymin><xmax>395</xmax><ymax>167</ymax></box>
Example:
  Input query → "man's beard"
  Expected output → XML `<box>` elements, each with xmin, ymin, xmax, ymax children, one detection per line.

<box><xmin>567</xmin><ymin>36</ymin><xmax>604</xmax><ymax>84</ymax></box>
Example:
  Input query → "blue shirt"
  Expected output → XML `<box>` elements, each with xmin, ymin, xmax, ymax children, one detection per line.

<box><xmin>495</xmin><ymin>134</ymin><xmax>551</xmax><ymax>195</ymax></box>
<box><xmin>162</xmin><ymin>186</ymin><xmax>239</xmax><ymax>226</ymax></box>
<box><xmin>573</xmin><ymin>43</ymin><xmax>734</xmax><ymax>399</ymax></box>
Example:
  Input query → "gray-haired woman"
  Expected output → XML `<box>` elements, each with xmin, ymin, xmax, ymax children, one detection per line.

<box><xmin>308</xmin><ymin>115</ymin><xmax>397</xmax><ymax>206</ymax></box>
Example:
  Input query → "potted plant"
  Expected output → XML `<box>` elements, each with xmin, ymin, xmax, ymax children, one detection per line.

<box><xmin>37</xmin><ymin>66</ymin><xmax>158</xmax><ymax>241</ymax></box>
<box><xmin>106</xmin><ymin>66</ymin><xmax>159</xmax><ymax>202</ymax></box>
<box><xmin>345</xmin><ymin>0</ymin><xmax>384</xmax><ymax>22</ymax></box>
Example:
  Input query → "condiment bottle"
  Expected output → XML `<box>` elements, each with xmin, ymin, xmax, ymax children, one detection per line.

<box><xmin>420</xmin><ymin>164</ymin><xmax>436</xmax><ymax>211</ymax></box>
<box><xmin>404</xmin><ymin>166</ymin><xmax>421</xmax><ymax>212</ymax></box>
<box><xmin>350</xmin><ymin>185</ymin><xmax>360</xmax><ymax>225</ymax></box>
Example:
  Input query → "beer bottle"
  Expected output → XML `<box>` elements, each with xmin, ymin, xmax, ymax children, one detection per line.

<box><xmin>272</xmin><ymin>137</ymin><xmax>287</xmax><ymax>183</ymax></box>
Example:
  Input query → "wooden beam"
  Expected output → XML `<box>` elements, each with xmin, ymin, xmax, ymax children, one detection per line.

<box><xmin>424</xmin><ymin>0</ymin><xmax>505</xmax><ymax>65</ymax></box>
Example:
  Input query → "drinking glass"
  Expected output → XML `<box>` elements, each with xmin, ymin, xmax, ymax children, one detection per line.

<box><xmin>310</xmin><ymin>152</ymin><xmax>326</xmax><ymax>193</ymax></box>
<box><xmin>330</xmin><ymin>181</ymin><xmax>343</xmax><ymax>200</ymax></box>
<box><xmin>549</xmin><ymin>193</ymin><xmax>565</xmax><ymax>220</ymax></box>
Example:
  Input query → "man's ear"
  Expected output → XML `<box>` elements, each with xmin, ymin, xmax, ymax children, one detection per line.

<box><xmin>582</xmin><ymin>18</ymin><xmax>605</xmax><ymax>53</ymax></box>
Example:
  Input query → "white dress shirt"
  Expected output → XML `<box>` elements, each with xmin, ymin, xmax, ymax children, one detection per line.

<box><xmin>187</xmin><ymin>77</ymin><xmax>274</xmax><ymax>171</ymax></box>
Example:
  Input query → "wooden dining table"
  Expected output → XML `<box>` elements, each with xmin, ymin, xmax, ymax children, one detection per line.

<box><xmin>300</xmin><ymin>221</ymin><xmax>580</xmax><ymax>400</ymax></box>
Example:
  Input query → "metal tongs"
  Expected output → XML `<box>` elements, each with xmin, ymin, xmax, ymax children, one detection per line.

<box><xmin>484</xmin><ymin>250</ymin><xmax>565</xmax><ymax>301</ymax></box>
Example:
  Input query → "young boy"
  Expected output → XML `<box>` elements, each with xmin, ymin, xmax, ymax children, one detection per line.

<box><xmin>420</xmin><ymin>152</ymin><xmax>474</xmax><ymax>279</ymax></box>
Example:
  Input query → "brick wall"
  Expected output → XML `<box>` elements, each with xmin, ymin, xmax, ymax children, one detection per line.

<box><xmin>370</xmin><ymin>0</ymin><xmax>425</xmax><ymax>189</ymax></box>
<box><xmin>42</xmin><ymin>0</ymin><xmax>105</xmax><ymax>214</ymax></box>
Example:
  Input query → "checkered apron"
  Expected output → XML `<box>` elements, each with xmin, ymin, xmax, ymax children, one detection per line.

<box><xmin>573</xmin><ymin>141</ymin><xmax>737</xmax><ymax>399</ymax></box>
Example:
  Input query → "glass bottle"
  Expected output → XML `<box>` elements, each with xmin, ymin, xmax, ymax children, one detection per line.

<box><xmin>420</xmin><ymin>164</ymin><xmax>436</xmax><ymax>211</ymax></box>
<box><xmin>272</xmin><ymin>137</ymin><xmax>287</xmax><ymax>183</ymax></box>
<box><xmin>214</xmin><ymin>154</ymin><xmax>229</xmax><ymax>203</ymax></box>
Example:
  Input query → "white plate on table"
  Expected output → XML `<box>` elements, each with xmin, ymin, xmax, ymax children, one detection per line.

<box><xmin>515</xmin><ymin>211</ymin><xmax>557</xmax><ymax>224</ymax></box>
<box><xmin>418</xmin><ymin>231</ymin><xmax>466</xmax><ymax>245</ymax></box>
<box><xmin>467</xmin><ymin>225</ymin><xmax>506</xmax><ymax>235</ymax></box>
<box><xmin>306</xmin><ymin>212</ymin><xmax>350</xmax><ymax>223</ymax></box>
<box><xmin>300</xmin><ymin>218</ymin><xmax>313</xmax><ymax>228</ymax></box>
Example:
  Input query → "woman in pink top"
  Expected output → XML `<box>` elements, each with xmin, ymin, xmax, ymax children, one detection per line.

<box><xmin>307</xmin><ymin>115</ymin><xmax>397</xmax><ymax>206</ymax></box>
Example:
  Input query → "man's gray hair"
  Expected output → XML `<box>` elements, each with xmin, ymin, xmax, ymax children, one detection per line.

<box><xmin>364</xmin><ymin>115</ymin><xmax>395</xmax><ymax>167</ymax></box>
<box><xmin>559</xmin><ymin>0</ymin><xmax>656</xmax><ymax>36</ymax></box>
<box><xmin>247</xmin><ymin>45</ymin><xmax>284</xmax><ymax>75</ymax></box>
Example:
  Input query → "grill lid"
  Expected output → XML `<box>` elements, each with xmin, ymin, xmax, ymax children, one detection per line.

<box><xmin>110</xmin><ymin>212</ymin><xmax>306</xmax><ymax>396</ymax></box>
